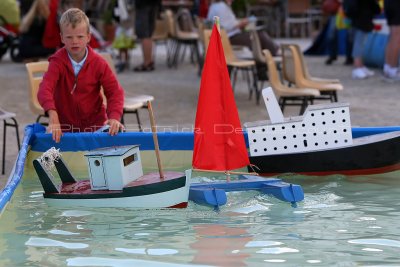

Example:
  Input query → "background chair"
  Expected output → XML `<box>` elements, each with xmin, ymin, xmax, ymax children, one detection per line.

<box><xmin>152</xmin><ymin>11</ymin><xmax>170</xmax><ymax>65</ymax></box>
<box><xmin>281</xmin><ymin>44</ymin><xmax>343</xmax><ymax>102</ymax></box>
<box><xmin>165</xmin><ymin>8</ymin><xmax>201</xmax><ymax>73</ymax></box>
<box><xmin>249</xmin><ymin>30</ymin><xmax>269</xmax><ymax>90</ymax></box>
<box><xmin>203</xmin><ymin>29</ymin><xmax>259</xmax><ymax>104</ymax></box>
<box><xmin>0</xmin><ymin>107</ymin><xmax>20</xmax><ymax>174</ymax></box>
<box><xmin>263</xmin><ymin>49</ymin><xmax>320</xmax><ymax>115</ymax></box>
<box><xmin>25</xmin><ymin>61</ymin><xmax>49</xmax><ymax>124</ymax></box>
<box><xmin>291</xmin><ymin>43</ymin><xmax>341</xmax><ymax>84</ymax></box>
<box><xmin>285</xmin><ymin>0</ymin><xmax>312</xmax><ymax>38</ymax></box>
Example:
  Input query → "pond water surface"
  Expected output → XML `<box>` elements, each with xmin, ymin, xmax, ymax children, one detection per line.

<box><xmin>1</xmin><ymin>171</ymin><xmax>400</xmax><ymax>266</ymax></box>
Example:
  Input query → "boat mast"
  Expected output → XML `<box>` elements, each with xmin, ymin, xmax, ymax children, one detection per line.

<box><xmin>147</xmin><ymin>100</ymin><xmax>164</xmax><ymax>179</ymax></box>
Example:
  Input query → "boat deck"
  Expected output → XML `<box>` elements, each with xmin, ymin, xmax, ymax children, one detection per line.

<box><xmin>58</xmin><ymin>171</ymin><xmax>185</xmax><ymax>195</ymax></box>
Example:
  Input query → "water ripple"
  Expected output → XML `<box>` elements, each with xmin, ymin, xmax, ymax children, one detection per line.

<box><xmin>60</xmin><ymin>210</ymin><xmax>94</xmax><ymax>217</ymax></box>
<box><xmin>115</xmin><ymin>247</ymin><xmax>179</xmax><ymax>255</ymax></box>
<box><xmin>66</xmin><ymin>257</ymin><xmax>211</xmax><ymax>266</ymax></box>
<box><xmin>48</xmin><ymin>229</ymin><xmax>80</xmax><ymax>236</ymax></box>
<box><xmin>348</xmin><ymin>238</ymin><xmax>400</xmax><ymax>248</ymax></box>
<box><xmin>256</xmin><ymin>247</ymin><xmax>299</xmax><ymax>254</ymax></box>
<box><xmin>25</xmin><ymin>237</ymin><xmax>88</xmax><ymax>249</ymax></box>
<box><xmin>245</xmin><ymin>241</ymin><xmax>283</xmax><ymax>247</ymax></box>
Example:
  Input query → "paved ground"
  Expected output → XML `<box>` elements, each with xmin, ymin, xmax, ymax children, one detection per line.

<box><xmin>1</xmin><ymin>39</ymin><xmax>399</xmax><ymax>189</ymax></box>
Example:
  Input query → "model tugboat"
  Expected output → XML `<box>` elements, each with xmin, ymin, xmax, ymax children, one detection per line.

<box><xmin>33</xmin><ymin>145</ymin><xmax>191</xmax><ymax>208</ymax></box>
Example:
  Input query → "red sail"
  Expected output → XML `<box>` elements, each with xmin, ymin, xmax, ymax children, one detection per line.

<box><xmin>192</xmin><ymin>25</ymin><xmax>250</xmax><ymax>171</ymax></box>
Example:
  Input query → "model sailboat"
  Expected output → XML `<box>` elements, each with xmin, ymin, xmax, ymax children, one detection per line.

<box><xmin>188</xmin><ymin>19</ymin><xmax>304</xmax><ymax>208</ymax></box>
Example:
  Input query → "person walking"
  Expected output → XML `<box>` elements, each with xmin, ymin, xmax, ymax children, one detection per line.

<box><xmin>343</xmin><ymin>0</ymin><xmax>380</xmax><ymax>79</ymax></box>
<box><xmin>133</xmin><ymin>0</ymin><xmax>161</xmax><ymax>72</ymax></box>
<box><xmin>324</xmin><ymin>1</ymin><xmax>353</xmax><ymax>65</ymax></box>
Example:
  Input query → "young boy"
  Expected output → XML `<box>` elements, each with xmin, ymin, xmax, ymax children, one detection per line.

<box><xmin>38</xmin><ymin>8</ymin><xmax>124</xmax><ymax>143</ymax></box>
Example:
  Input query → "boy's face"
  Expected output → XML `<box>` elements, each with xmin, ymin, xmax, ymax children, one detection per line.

<box><xmin>61</xmin><ymin>21</ymin><xmax>90</xmax><ymax>61</ymax></box>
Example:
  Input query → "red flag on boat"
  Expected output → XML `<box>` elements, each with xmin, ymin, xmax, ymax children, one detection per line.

<box><xmin>192</xmin><ymin>24</ymin><xmax>250</xmax><ymax>171</ymax></box>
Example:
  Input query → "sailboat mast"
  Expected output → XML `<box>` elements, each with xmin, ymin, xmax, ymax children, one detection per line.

<box><xmin>147</xmin><ymin>100</ymin><xmax>164</xmax><ymax>179</ymax></box>
<box><xmin>213</xmin><ymin>16</ymin><xmax>220</xmax><ymax>32</ymax></box>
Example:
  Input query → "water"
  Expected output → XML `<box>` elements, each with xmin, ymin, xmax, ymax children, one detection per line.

<box><xmin>1</xmin><ymin>172</ymin><xmax>400</xmax><ymax>266</ymax></box>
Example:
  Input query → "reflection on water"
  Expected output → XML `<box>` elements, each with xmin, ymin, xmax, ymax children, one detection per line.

<box><xmin>1</xmin><ymin>171</ymin><xmax>400</xmax><ymax>266</ymax></box>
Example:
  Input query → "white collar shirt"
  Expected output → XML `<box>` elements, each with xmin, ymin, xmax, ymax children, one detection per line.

<box><xmin>68</xmin><ymin>47</ymin><xmax>88</xmax><ymax>76</ymax></box>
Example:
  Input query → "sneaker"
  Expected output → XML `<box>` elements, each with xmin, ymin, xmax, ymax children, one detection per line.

<box><xmin>115</xmin><ymin>62</ymin><xmax>126</xmax><ymax>73</ymax></box>
<box><xmin>383</xmin><ymin>71</ymin><xmax>400</xmax><ymax>83</ymax></box>
<box><xmin>344</xmin><ymin>58</ymin><xmax>353</xmax><ymax>65</ymax></box>
<box><xmin>362</xmin><ymin>67</ymin><xmax>375</xmax><ymax>77</ymax></box>
<box><xmin>352</xmin><ymin>68</ymin><xmax>368</xmax><ymax>79</ymax></box>
<box><xmin>133</xmin><ymin>62</ymin><xmax>155</xmax><ymax>72</ymax></box>
<box><xmin>325</xmin><ymin>57</ymin><xmax>336</xmax><ymax>65</ymax></box>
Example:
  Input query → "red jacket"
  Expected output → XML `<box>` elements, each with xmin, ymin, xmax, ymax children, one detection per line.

<box><xmin>38</xmin><ymin>46</ymin><xmax>124</xmax><ymax>132</ymax></box>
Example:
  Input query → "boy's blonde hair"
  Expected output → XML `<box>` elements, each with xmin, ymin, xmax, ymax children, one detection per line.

<box><xmin>59</xmin><ymin>8</ymin><xmax>90</xmax><ymax>33</ymax></box>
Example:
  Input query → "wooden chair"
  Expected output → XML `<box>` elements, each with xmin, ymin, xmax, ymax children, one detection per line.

<box><xmin>152</xmin><ymin>11</ymin><xmax>170</xmax><ymax>65</ymax></box>
<box><xmin>203</xmin><ymin>29</ymin><xmax>259</xmax><ymax>104</ymax></box>
<box><xmin>291</xmin><ymin>43</ymin><xmax>341</xmax><ymax>84</ymax></box>
<box><xmin>0</xmin><ymin>107</ymin><xmax>20</xmax><ymax>174</ymax></box>
<box><xmin>249</xmin><ymin>30</ymin><xmax>268</xmax><ymax>88</ymax></box>
<box><xmin>99</xmin><ymin>53</ymin><xmax>154</xmax><ymax>130</ymax></box>
<box><xmin>165</xmin><ymin>8</ymin><xmax>201</xmax><ymax>73</ymax></box>
<box><xmin>285</xmin><ymin>0</ymin><xmax>312</xmax><ymax>38</ymax></box>
<box><xmin>263</xmin><ymin>49</ymin><xmax>320</xmax><ymax>115</ymax></box>
<box><xmin>281</xmin><ymin>44</ymin><xmax>343</xmax><ymax>102</ymax></box>
<box><xmin>25</xmin><ymin>61</ymin><xmax>49</xmax><ymax>124</ymax></box>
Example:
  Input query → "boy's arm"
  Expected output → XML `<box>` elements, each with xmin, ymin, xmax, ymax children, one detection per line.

<box><xmin>100</xmin><ymin>62</ymin><xmax>124</xmax><ymax>121</ymax></box>
<box><xmin>38</xmin><ymin>61</ymin><xmax>60</xmax><ymax>113</ymax></box>
<box><xmin>48</xmin><ymin>109</ymin><xmax>62</xmax><ymax>143</ymax></box>
<box><xmin>38</xmin><ymin>61</ymin><xmax>62</xmax><ymax>142</ymax></box>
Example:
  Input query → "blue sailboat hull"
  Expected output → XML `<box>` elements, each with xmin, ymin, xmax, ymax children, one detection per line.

<box><xmin>189</xmin><ymin>175</ymin><xmax>304</xmax><ymax>208</ymax></box>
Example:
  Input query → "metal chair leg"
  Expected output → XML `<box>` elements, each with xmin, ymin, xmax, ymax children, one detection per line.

<box><xmin>135</xmin><ymin>110</ymin><xmax>142</xmax><ymax>132</ymax></box>
<box><xmin>279</xmin><ymin>98</ymin><xmax>286</xmax><ymax>113</ymax></box>
<box><xmin>251</xmin><ymin>66</ymin><xmax>260</xmax><ymax>104</ymax></box>
<box><xmin>231</xmin><ymin>68</ymin><xmax>238</xmax><ymax>92</ymax></box>
<box><xmin>299</xmin><ymin>98</ymin><xmax>307</xmax><ymax>115</ymax></box>
<box><xmin>11</xmin><ymin>118</ymin><xmax>20</xmax><ymax>150</ymax></box>
<box><xmin>2</xmin><ymin>118</ymin><xmax>20</xmax><ymax>175</ymax></box>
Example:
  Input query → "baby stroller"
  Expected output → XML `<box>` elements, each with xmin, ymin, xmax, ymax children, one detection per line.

<box><xmin>0</xmin><ymin>16</ymin><xmax>19</xmax><ymax>62</ymax></box>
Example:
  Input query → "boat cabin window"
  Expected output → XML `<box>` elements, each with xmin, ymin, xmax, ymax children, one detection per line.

<box><xmin>123</xmin><ymin>153</ymin><xmax>137</xmax><ymax>166</ymax></box>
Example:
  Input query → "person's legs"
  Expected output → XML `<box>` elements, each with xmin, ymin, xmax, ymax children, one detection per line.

<box><xmin>385</xmin><ymin>26</ymin><xmax>400</xmax><ymax>67</ymax></box>
<box><xmin>351</xmin><ymin>29</ymin><xmax>370</xmax><ymax>79</ymax></box>
<box><xmin>326</xmin><ymin>16</ymin><xmax>338</xmax><ymax>65</ymax></box>
<box><xmin>257</xmin><ymin>31</ymin><xmax>279</xmax><ymax>56</ymax></box>
<box><xmin>229</xmin><ymin>32</ymin><xmax>252</xmax><ymax>49</ymax></box>
<box><xmin>229</xmin><ymin>31</ymin><xmax>278</xmax><ymax>56</ymax></box>
<box><xmin>384</xmin><ymin>25</ymin><xmax>400</xmax><ymax>76</ymax></box>
<box><xmin>383</xmin><ymin>0</ymin><xmax>400</xmax><ymax>79</ymax></box>
<box><xmin>18</xmin><ymin>35</ymin><xmax>55</xmax><ymax>60</ymax></box>
<box><xmin>141</xmin><ymin>38</ymin><xmax>153</xmax><ymax>66</ymax></box>
<box><xmin>344</xmin><ymin>27</ymin><xmax>354</xmax><ymax>65</ymax></box>
<box><xmin>134</xmin><ymin>5</ymin><xmax>157</xmax><ymax>71</ymax></box>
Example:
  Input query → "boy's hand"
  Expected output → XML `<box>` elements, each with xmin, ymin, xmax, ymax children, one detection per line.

<box><xmin>47</xmin><ymin>110</ymin><xmax>63</xmax><ymax>143</ymax></box>
<box><xmin>107</xmin><ymin>119</ymin><xmax>125</xmax><ymax>136</ymax></box>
